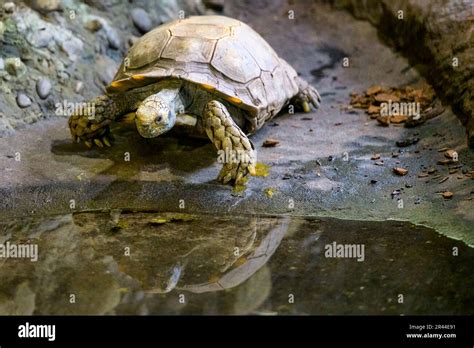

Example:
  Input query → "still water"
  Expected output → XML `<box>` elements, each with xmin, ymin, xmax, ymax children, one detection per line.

<box><xmin>0</xmin><ymin>211</ymin><xmax>472</xmax><ymax>315</ymax></box>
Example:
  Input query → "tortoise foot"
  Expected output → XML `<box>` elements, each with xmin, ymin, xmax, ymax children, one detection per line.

<box><xmin>203</xmin><ymin>100</ymin><xmax>256</xmax><ymax>185</ymax></box>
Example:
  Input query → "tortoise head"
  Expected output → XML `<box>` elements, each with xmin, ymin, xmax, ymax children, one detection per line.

<box><xmin>135</xmin><ymin>94</ymin><xmax>176</xmax><ymax>138</ymax></box>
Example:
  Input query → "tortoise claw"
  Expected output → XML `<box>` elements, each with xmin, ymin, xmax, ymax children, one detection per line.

<box><xmin>102</xmin><ymin>136</ymin><xmax>112</xmax><ymax>147</ymax></box>
<box><xmin>302</xmin><ymin>101</ymin><xmax>311</xmax><ymax>113</ymax></box>
<box><xmin>84</xmin><ymin>140</ymin><xmax>93</xmax><ymax>148</ymax></box>
<box><xmin>248</xmin><ymin>164</ymin><xmax>256</xmax><ymax>176</ymax></box>
<box><xmin>94</xmin><ymin>139</ymin><xmax>104</xmax><ymax>148</ymax></box>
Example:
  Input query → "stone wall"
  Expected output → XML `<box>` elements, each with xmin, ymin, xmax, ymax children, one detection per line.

<box><xmin>0</xmin><ymin>0</ymin><xmax>210</xmax><ymax>135</ymax></box>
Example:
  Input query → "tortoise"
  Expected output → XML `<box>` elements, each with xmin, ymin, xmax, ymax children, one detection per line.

<box><xmin>69</xmin><ymin>15</ymin><xmax>320</xmax><ymax>185</ymax></box>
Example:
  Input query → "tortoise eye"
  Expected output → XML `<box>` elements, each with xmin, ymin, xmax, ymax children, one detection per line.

<box><xmin>156</xmin><ymin>116</ymin><xmax>163</xmax><ymax>123</ymax></box>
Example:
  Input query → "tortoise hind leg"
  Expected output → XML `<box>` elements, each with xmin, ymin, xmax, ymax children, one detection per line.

<box><xmin>292</xmin><ymin>76</ymin><xmax>321</xmax><ymax>113</ymax></box>
<box><xmin>203</xmin><ymin>100</ymin><xmax>256</xmax><ymax>185</ymax></box>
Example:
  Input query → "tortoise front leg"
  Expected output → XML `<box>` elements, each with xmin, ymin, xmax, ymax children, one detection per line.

<box><xmin>203</xmin><ymin>100</ymin><xmax>256</xmax><ymax>185</ymax></box>
<box><xmin>293</xmin><ymin>76</ymin><xmax>321</xmax><ymax>113</ymax></box>
<box><xmin>68</xmin><ymin>94</ymin><xmax>118</xmax><ymax>148</ymax></box>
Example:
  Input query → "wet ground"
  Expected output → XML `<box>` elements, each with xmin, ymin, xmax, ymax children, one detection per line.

<box><xmin>0</xmin><ymin>1</ymin><xmax>473</xmax><ymax>315</ymax></box>
<box><xmin>0</xmin><ymin>211</ymin><xmax>473</xmax><ymax>315</ymax></box>
<box><xmin>0</xmin><ymin>1</ymin><xmax>472</xmax><ymax>246</ymax></box>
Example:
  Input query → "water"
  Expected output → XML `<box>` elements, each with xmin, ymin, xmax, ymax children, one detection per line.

<box><xmin>0</xmin><ymin>211</ymin><xmax>472</xmax><ymax>315</ymax></box>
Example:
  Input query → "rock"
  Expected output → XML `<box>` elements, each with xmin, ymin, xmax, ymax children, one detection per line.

<box><xmin>396</xmin><ymin>137</ymin><xmax>419</xmax><ymax>147</ymax></box>
<box><xmin>75</xmin><ymin>81</ymin><xmax>83</xmax><ymax>93</ymax></box>
<box><xmin>128</xmin><ymin>36</ymin><xmax>139</xmax><ymax>47</ymax></box>
<box><xmin>17</xmin><ymin>93</ymin><xmax>32</xmax><ymax>108</ymax></box>
<box><xmin>131</xmin><ymin>8</ymin><xmax>152</xmax><ymax>33</ymax></box>
<box><xmin>337</xmin><ymin>0</ymin><xmax>474</xmax><ymax>147</ymax></box>
<box><xmin>3</xmin><ymin>2</ymin><xmax>15</xmax><ymax>13</ymax></box>
<box><xmin>29</xmin><ymin>0</ymin><xmax>61</xmax><ymax>13</ymax></box>
<box><xmin>96</xmin><ymin>56</ymin><xmax>118</xmax><ymax>86</ymax></box>
<box><xmin>85</xmin><ymin>19</ymin><xmax>103</xmax><ymax>32</ymax></box>
<box><xmin>106</xmin><ymin>27</ymin><xmax>121</xmax><ymax>50</ymax></box>
<box><xmin>36</xmin><ymin>78</ymin><xmax>52</xmax><ymax>99</ymax></box>
<box><xmin>12</xmin><ymin>9</ymin><xmax>83</xmax><ymax>62</ymax></box>
<box><xmin>59</xmin><ymin>37</ymin><xmax>83</xmax><ymax>62</ymax></box>
<box><xmin>5</xmin><ymin>58</ymin><xmax>27</xmax><ymax>77</ymax></box>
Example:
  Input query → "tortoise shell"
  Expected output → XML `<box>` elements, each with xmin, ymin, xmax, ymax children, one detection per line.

<box><xmin>107</xmin><ymin>15</ymin><xmax>300</xmax><ymax>130</ymax></box>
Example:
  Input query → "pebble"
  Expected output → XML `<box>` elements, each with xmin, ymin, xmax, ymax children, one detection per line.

<box><xmin>106</xmin><ymin>27</ymin><xmax>121</xmax><ymax>50</ymax></box>
<box><xmin>128</xmin><ymin>35</ymin><xmax>139</xmax><ymax>47</ymax></box>
<box><xmin>85</xmin><ymin>19</ymin><xmax>103</xmax><ymax>32</ymax></box>
<box><xmin>5</xmin><ymin>57</ymin><xmax>26</xmax><ymax>76</ymax></box>
<box><xmin>131</xmin><ymin>8</ymin><xmax>152</xmax><ymax>33</ymax></box>
<box><xmin>30</xmin><ymin>0</ymin><xmax>61</xmax><ymax>13</ymax></box>
<box><xmin>75</xmin><ymin>81</ymin><xmax>83</xmax><ymax>93</ymax></box>
<box><xmin>17</xmin><ymin>93</ymin><xmax>32</xmax><ymax>108</ymax></box>
<box><xmin>3</xmin><ymin>2</ymin><xmax>15</xmax><ymax>13</ymax></box>
<box><xmin>36</xmin><ymin>78</ymin><xmax>52</xmax><ymax>99</ymax></box>
<box><xmin>396</xmin><ymin>137</ymin><xmax>420</xmax><ymax>147</ymax></box>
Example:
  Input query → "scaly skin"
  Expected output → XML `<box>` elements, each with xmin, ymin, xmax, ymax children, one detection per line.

<box><xmin>68</xmin><ymin>94</ymin><xmax>117</xmax><ymax>148</ymax></box>
<box><xmin>68</xmin><ymin>84</ymin><xmax>162</xmax><ymax>148</ymax></box>
<box><xmin>203</xmin><ymin>100</ymin><xmax>256</xmax><ymax>185</ymax></box>
<box><xmin>293</xmin><ymin>76</ymin><xmax>321</xmax><ymax>113</ymax></box>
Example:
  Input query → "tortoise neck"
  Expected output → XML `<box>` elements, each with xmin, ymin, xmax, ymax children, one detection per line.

<box><xmin>112</xmin><ymin>81</ymin><xmax>184</xmax><ymax>116</ymax></box>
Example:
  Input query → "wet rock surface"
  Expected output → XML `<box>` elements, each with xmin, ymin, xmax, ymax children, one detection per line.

<box><xmin>0</xmin><ymin>0</ymin><xmax>472</xmax><ymax>249</ymax></box>
<box><xmin>0</xmin><ymin>212</ymin><xmax>472</xmax><ymax>315</ymax></box>
<box><xmin>334</xmin><ymin>0</ymin><xmax>474</xmax><ymax>146</ymax></box>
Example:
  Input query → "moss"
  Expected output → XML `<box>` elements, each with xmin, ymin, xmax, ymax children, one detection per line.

<box><xmin>254</xmin><ymin>162</ymin><xmax>270</xmax><ymax>177</ymax></box>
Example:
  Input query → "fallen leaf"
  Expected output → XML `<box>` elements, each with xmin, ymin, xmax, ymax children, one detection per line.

<box><xmin>262</xmin><ymin>138</ymin><xmax>279</xmax><ymax>147</ymax></box>
<box><xmin>374</xmin><ymin>93</ymin><xmax>400</xmax><ymax>103</ymax></box>
<box><xmin>444</xmin><ymin>149</ymin><xmax>457</xmax><ymax>159</ymax></box>
<box><xmin>367</xmin><ymin>105</ymin><xmax>381</xmax><ymax>115</ymax></box>
<box><xmin>442</xmin><ymin>191</ymin><xmax>453</xmax><ymax>199</ymax></box>
<box><xmin>390</xmin><ymin>115</ymin><xmax>408</xmax><ymax>124</ymax></box>
<box><xmin>366</xmin><ymin>85</ymin><xmax>383</xmax><ymax>96</ymax></box>
<box><xmin>376</xmin><ymin>115</ymin><xmax>390</xmax><ymax>126</ymax></box>
<box><xmin>393</xmin><ymin>167</ymin><xmax>408</xmax><ymax>176</ymax></box>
